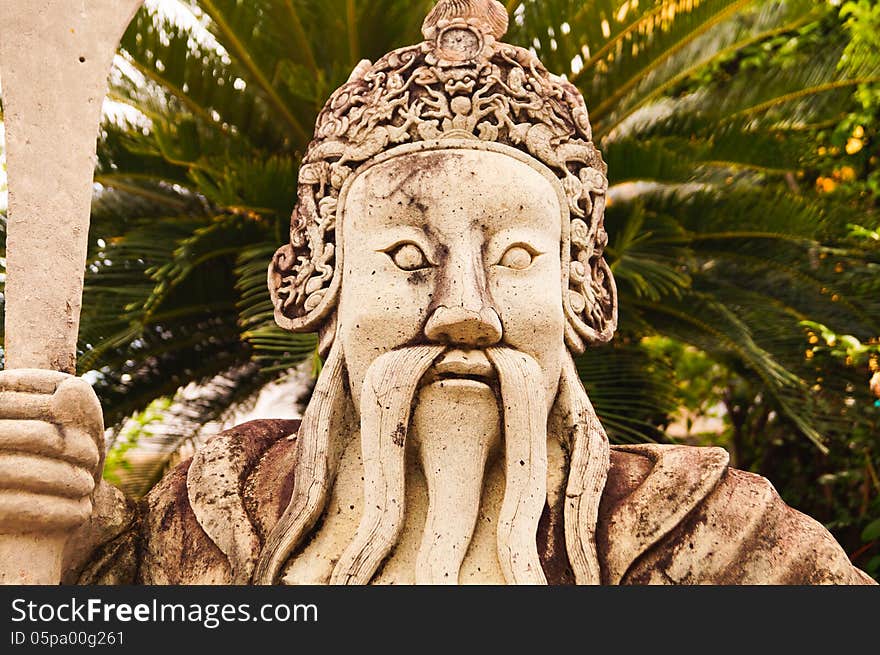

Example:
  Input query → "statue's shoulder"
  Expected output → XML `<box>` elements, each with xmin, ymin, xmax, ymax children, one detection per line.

<box><xmin>74</xmin><ymin>419</ymin><xmax>300</xmax><ymax>585</ymax></box>
<box><xmin>600</xmin><ymin>443</ymin><xmax>875</xmax><ymax>585</ymax></box>
<box><xmin>147</xmin><ymin>418</ymin><xmax>300</xmax><ymax>584</ymax></box>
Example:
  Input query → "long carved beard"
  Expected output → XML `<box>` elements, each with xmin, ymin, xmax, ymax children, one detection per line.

<box><xmin>253</xmin><ymin>339</ymin><xmax>348</xmax><ymax>585</ymax></box>
<box><xmin>330</xmin><ymin>345</ymin><xmax>444</xmax><ymax>584</ymax></box>
<box><xmin>255</xmin><ymin>343</ymin><xmax>609</xmax><ymax>586</ymax></box>
<box><xmin>486</xmin><ymin>348</ymin><xmax>551</xmax><ymax>584</ymax></box>
<box><xmin>333</xmin><ymin>346</ymin><xmax>555</xmax><ymax>585</ymax></box>
<box><xmin>411</xmin><ymin>379</ymin><xmax>500</xmax><ymax>584</ymax></box>
<box><xmin>556</xmin><ymin>353</ymin><xmax>610</xmax><ymax>585</ymax></box>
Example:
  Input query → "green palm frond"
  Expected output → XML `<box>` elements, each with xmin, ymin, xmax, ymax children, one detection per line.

<box><xmin>601</xmin><ymin>174</ymin><xmax>878</xmax><ymax>448</ymax></box>
<box><xmin>509</xmin><ymin>1</ymin><xmax>828</xmax><ymax>134</ymax></box>
<box><xmin>576</xmin><ymin>340</ymin><xmax>679</xmax><ymax>444</ymax></box>
<box><xmin>621</xmin><ymin>42</ymin><xmax>879</xmax><ymax>139</ymax></box>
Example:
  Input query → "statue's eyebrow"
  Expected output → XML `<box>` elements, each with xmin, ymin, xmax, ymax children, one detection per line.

<box><xmin>372</xmin><ymin>225</ymin><xmax>436</xmax><ymax>255</ymax></box>
<box><xmin>482</xmin><ymin>226</ymin><xmax>552</xmax><ymax>259</ymax></box>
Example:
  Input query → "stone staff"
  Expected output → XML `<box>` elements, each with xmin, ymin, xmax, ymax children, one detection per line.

<box><xmin>0</xmin><ymin>0</ymin><xmax>143</xmax><ymax>584</ymax></box>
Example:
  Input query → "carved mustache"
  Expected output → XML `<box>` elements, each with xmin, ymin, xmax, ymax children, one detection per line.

<box><xmin>421</xmin><ymin>348</ymin><xmax>496</xmax><ymax>384</ymax></box>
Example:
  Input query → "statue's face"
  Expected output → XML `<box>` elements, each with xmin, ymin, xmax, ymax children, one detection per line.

<box><xmin>338</xmin><ymin>148</ymin><xmax>566</xmax><ymax>410</ymax></box>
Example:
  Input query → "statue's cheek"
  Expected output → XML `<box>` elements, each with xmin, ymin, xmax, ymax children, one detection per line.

<box><xmin>340</xmin><ymin>266</ymin><xmax>433</xmax><ymax>345</ymax></box>
<box><xmin>490</xmin><ymin>263</ymin><xmax>564</xmax><ymax>326</ymax></box>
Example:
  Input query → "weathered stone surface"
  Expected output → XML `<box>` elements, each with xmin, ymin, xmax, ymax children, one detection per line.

<box><xmin>139</xmin><ymin>457</ymin><xmax>231</xmax><ymax>585</ymax></box>
<box><xmin>599</xmin><ymin>446</ymin><xmax>872</xmax><ymax>585</ymax></box>
<box><xmin>0</xmin><ymin>0</ymin><xmax>143</xmax><ymax>372</ymax></box>
<box><xmin>2</xmin><ymin>0</ymin><xmax>873</xmax><ymax>585</ymax></box>
<box><xmin>187</xmin><ymin>419</ymin><xmax>300</xmax><ymax>583</ymax></box>
<box><xmin>76</xmin><ymin>421</ymin><xmax>871</xmax><ymax>585</ymax></box>
<box><xmin>0</xmin><ymin>0</ymin><xmax>144</xmax><ymax>584</ymax></box>
<box><xmin>62</xmin><ymin>480</ymin><xmax>136</xmax><ymax>584</ymax></box>
<box><xmin>0</xmin><ymin>370</ymin><xmax>105</xmax><ymax>584</ymax></box>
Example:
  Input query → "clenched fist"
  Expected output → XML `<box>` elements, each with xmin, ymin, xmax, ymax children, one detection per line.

<box><xmin>0</xmin><ymin>369</ymin><xmax>104</xmax><ymax>535</ymax></box>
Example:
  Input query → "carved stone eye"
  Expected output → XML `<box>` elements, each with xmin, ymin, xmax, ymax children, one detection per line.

<box><xmin>388</xmin><ymin>243</ymin><xmax>431</xmax><ymax>271</ymax></box>
<box><xmin>498</xmin><ymin>245</ymin><xmax>535</xmax><ymax>270</ymax></box>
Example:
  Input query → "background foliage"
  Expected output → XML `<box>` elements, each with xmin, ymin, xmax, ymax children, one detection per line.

<box><xmin>0</xmin><ymin>0</ymin><xmax>878</xmax><ymax>578</ymax></box>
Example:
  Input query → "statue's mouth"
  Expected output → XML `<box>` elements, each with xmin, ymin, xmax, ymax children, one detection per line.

<box><xmin>423</xmin><ymin>348</ymin><xmax>496</xmax><ymax>387</ymax></box>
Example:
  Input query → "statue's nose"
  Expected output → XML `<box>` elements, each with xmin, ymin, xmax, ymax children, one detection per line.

<box><xmin>424</xmin><ymin>305</ymin><xmax>503</xmax><ymax>347</ymax></box>
<box><xmin>424</xmin><ymin>246</ymin><xmax>503</xmax><ymax>347</ymax></box>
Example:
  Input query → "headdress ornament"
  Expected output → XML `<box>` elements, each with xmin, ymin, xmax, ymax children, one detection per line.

<box><xmin>269</xmin><ymin>0</ymin><xmax>618</xmax><ymax>352</ymax></box>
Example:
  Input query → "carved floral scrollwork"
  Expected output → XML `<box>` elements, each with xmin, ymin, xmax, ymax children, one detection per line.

<box><xmin>269</xmin><ymin>0</ymin><xmax>618</xmax><ymax>350</ymax></box>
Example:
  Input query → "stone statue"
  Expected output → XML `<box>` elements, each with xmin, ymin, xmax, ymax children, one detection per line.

<box><xmin>1</xmin><ymin>0</ymin><xmax>875</xmax><ymax>585</ymax></box>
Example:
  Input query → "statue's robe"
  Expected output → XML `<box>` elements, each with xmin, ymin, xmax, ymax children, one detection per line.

<box><xmin>65</xmin><ymin>419</ymin><xmax>875</xmax><ymax>585</ymax></box>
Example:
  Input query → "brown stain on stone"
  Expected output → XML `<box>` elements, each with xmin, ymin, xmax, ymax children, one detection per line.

<box><xmin>217</xmin><ymin>419</ymin><xmax>301</xmax><ymax>531</ymax></box>
<box><xmin>617</xmin><ymin>462</ymin><xmax>874</xmax><ymax>585</ymax></box>
<box><xmin>537</xmin><ymin>495</ymin><xmax>575</xmax><ymax>585</ymax></box>
<box><xmin>392</xmin><ymin>422</ymin><xmax>407</xmax><ymax>447</ymax></box>
<box><xmin>407</xmin><ymin>269</ymin><xmax>430</xmax><ymax>285</ymax></box>
<box><xmin>79</xmin><ymin>426</ymin><xmax>876</xmax><ymax>585</ymax></box>
<box><xmin>595</xmin><ymin>448</ymin><xmax>653</xmax><ymax>584</ymax></box>
<box><xmin>136</xmin><ymin>420</ymin><xmax>301</xmax><ymax>583</ymax></box>
<box><xmin>138</xmin><ymin>458</ymin><xmax>230</xmax><ymax>584</ymax></box>
<box><xmin>77</xmin><ymin>529</ymin><xmax>140</xmax><ymax>585</ymax></box>
<box><xmin>241</xmin><ymin>420</ymin><xmax>302</xmax><ymax>539</ymax></box>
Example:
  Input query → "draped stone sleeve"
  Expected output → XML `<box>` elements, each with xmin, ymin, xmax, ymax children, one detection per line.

<box><xmin>67</xmin><ymin>419</ymin><xmax>301</xmax><ymax>585</ymax></box>
<box><xmin>598</xmin><ymin>444</ymin><xmax>876</xmax><ymax>585</ymax></box>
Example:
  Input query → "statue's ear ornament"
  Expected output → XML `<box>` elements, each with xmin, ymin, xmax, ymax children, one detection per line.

<box><xmin>269</xmin><ymin>0</ymin><xmax>618</xmax><ymax>347</ymax></box>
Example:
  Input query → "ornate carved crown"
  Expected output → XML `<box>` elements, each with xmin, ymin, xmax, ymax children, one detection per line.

<box><xmin>269</xmin><ymin>0</ymin><xmax>618</xmax><ymax>353</ymax></box>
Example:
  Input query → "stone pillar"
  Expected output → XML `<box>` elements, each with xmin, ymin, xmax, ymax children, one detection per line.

<box><xmin>0</xmin><ymin>0</ymin><xmax>144</xmax><ymax>584</ymax></box>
